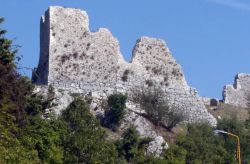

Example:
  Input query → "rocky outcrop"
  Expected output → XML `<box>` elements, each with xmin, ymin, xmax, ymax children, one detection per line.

<box><xmin>32</xmin><ymin>6</ymin><xmax>217</xmax><ymax>156</ymax></box>
<box><xmin>34</xmin><ymin>85</ymin><xmax>169</xmax><ymax>157</ymax></box>
<box><xmin>223</xmin><ymin>73</ymin><xmax>250</xmax><ymax>108</ymax></box>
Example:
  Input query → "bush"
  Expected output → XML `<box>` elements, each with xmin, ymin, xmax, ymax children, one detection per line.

<box><xmin>163</xmin><ymin>144</ymin><xmax>187</xmax><ymax>164</ymax></box>
<box><xmin>115</xmin><ymin>126</ymin><xmax>153</xmax><ymax>163</ymax></box>
<box><xmin>217</xmin><ymin>117</ymin><xmax>250</xmax><ymax>163</ymax></box>
<box><xmin>25</xmin><ymin>94</ymin><xmax>44</xmax><ymax>116</ymax></box>
<box><xmin>103</xmin><ymin>93</ymin><xmax>127</xmax><ymax>130</ymax></box>
<box><xmin>21</xmin><ymin>116</ymin><xmax>66</xmax><ymax>163</ymax></box>
<box><xmin>172</xmin><ymin>123</ymin><xmax>235</xmax><ymax>163</ymax></box>
<box><xmin>133</xmin><ymin>86</ymin><xmax>185</xmax><ymax>131</ymax></box>
<box><xmin>0</xmin><ymin>17</ymin><xmax>17</xmax><ymax>66</ymax></box>
<box><xmin>61</xmin><ymin>98</ymin><xmax>118</xmax><ymax>163</ymax></box>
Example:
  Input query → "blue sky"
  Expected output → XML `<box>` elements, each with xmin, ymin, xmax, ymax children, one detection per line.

<box><xmin>0</xmin><ymin>0</ymin><xmax>250</xmax><ymax>99</ymax></box>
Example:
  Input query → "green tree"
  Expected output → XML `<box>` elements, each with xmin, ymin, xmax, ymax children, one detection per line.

<box><xmin>115</xmin><ymin>126</ymin><xmax>154</xmax><ymax>163</ymax></box>
<box><xmin>218</xmin><ymin>117</ymin><xmax>250</xmax><ymax>163</ymax></box>
<box><xmin>0</xmin><ymin>17</ymin><xmax>16</xmax><ymax>66</ymax></box>
<box><xmin>163</xmin><ymin>144</ymin><xmax>187</xmax><ymax>164</ymax></box>
<box><xmin>0</xmin><ymin>138</ymin><xmax>40</xmax><ymax>164</ymax></box>
<box><xmin>103</xmin><ymin>93</ymin><xmax>127</xmax><ymax>130</ymax></box>
<box><xmin>174</xmin><ymin>123</ymin><xmax>235</xmax><ymax>163</ymax></box>
<box><xmin>62</xmin><ymin>98</ymin><xmax>118</xmax><ymax>163</ymax></box>
<box><xmin>0</xmin><ymin>17</ymin><xmax>40</xmax><ymax>163</ymax></box>
<box><xmin>21</xmin><ymin>116</ymin><xmax>66</xmax><ymax>164</ymax></box>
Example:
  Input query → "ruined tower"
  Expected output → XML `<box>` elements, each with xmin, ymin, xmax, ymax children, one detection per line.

<box><xmin>33</xmin><ymin>6</ymin><xmax>217</xmax><ymax>126</ymax></box>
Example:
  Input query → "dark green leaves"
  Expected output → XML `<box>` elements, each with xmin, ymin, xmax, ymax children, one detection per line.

<box><xmin>103</xmin><ymin>93</ymin><xmax>127</xmax><ymax>130</ymax></box>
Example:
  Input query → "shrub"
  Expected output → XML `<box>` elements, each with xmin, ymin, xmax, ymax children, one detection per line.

<box><xmin>165</xmin><ymin>118</ymin><xmax>250</xmax><ymax>163</ymax></box>
<box><xmin>133</xmin><ymin>86</ymin><xmax>185</xmax><ymax>131</ymax></box>
<box><xmin>103</xmin><ymin>93</ymin><xmax>127</xmax><ymax>130</ymax></box>
<box><xmin>115</xmin><ymin>126</ymin><xmax>153</xmax><ymax>163</ymax></box>
<box><xmin>0</xmin><ymin>17</ymin><xmax>17</xmax><ymax>66</ymax></box>
<box><xmin>163</xmin><ymin>144</ymin><xmax>187</xmax><ymax>164</ymax></box>
<box><xmin>217</xmin><ymin>117</ymin><xmax>250</xmax><ymax>163</ymax></box>
<box><xmin>172</xmin><ymin>123</ymin><xmax>235</xmax><ymax>163</ymax></box>
<box><xmin>25</xmin><ymin>94</ymin><xmax>44</xmax><ymax>116</ymax></box>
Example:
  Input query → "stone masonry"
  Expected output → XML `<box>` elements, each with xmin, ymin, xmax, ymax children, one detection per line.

<box><xmin>32</xmin><ymin>6</ymin><xmax>216</xmax><ymax>126</ymax></box>
<box><xmin>223</xmin><ymin>73</ymin><xmax>250</xmax><ymax>108</ymax></box>
<box><xmin>32</xmin><ymin>6</ymin><xmax>218</xmax><ymax>156</ymax></box>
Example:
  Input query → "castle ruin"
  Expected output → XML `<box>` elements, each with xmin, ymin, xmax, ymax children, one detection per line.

<box><xmin>223</xmin><ymin>73</ymin><xmax>250</xmax><ymax>108</ymax></box>
<box><xmin>32</xmin><ymin>6</ymin><xmax>217</xmax><ymax>127</ymax></box>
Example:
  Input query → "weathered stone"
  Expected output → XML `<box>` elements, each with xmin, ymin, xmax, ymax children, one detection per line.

<box><xmin>33</xmin><ymin>6</ymin><xmax>216</xmax><ymax>126</ymax></box>
<box><xmin>33</xmin><ymin>85</ymin><xmax>74</xmax><ymax>115</ymax></box>
<box><xmin>201</xmin><ymin>97</ymin><xmax>219</xmax><ymax>107</ymax></box>
<box><xmin>223</xmin><ymin>73</ymin><xmax>250</xmax><ymax>108</ymax></box>
<box><xmin>147</xmin><ymin>136</ymin><xmax>168</xmax><ymax>157</ymax></box>
<box><xmin>32</xmin><ymin>6</ymin><xmax>218</xmax><ymax>156</ymax></box>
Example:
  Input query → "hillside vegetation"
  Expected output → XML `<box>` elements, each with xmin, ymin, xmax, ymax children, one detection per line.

<box><xmin>0</xmin><ymin>18</ymin><xmax>250</xmax><ymax>163</ymax></box>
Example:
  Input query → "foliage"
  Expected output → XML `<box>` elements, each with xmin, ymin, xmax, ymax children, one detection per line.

<box><xmin>0</xmin><ymin>18</ymin><xmax>40</xmax><ymax>163</ymax></box>
<box><xmin>61</xmin><ymin>98</ymin><xmax>118</xmax><ymax>163</ymax></box>
<box><xmin>25</xmin><ymin>94</ymin><xmax>44</xmax><ymax>116</ymax></box>
<box><xmin>103</xmin><ymin>93</ymin><xmax>127</xmax><ymax>130</ymax></box>
<box><xmin>0</xmin><ymin>17</ymin><xmax>17</xmax><ymax>66</ymax></box>
<box><xmin>0</xmin><ymin>137</ymin><xmax>40</xmax><ymax>164</ymax></box>
<box><xmin>133</xmin><ymin>86</ymin><xmax>185</xmax><ymax>131</ymax></box>
<box><xmin>0</xmin><ymin>18</ymin><xmax>31</xmax><ymax>136</ymax></box>
<box><xmin>217</xmin><ymin>117</ymin><xmax>250</xmax><ymax>163</ymax></box>
<box><xmin>21</xmin><ymin>116</ymin><xmax>66</xmax><ymax>164</ymax></box>
<box><xmin>173</xmin><ymin>123</ymin><xmax>234</xmax><ymax>163</ymax></box>
<box><xmin>163</xmin><ymin>144</ymin><xmax>187</xmax><ymax>164</ymax></box>
<box><xmin>162</xmin><ymin>118</ymin><xmax>250</xmax><ymax>163</ymax></box>
<box><xmin>115</xmin><ymin>126</ymin><xmax>155</xmax><ymax>163</ymax></box>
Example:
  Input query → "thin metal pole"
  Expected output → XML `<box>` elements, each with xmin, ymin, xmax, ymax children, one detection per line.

<box><xmin>214</xmin><ymin>130</ymin><xmax>241</xmax><ymax>164</ymax></box>
<box><xmin>227</xmin><ymin>132</ymin><xmax>241</xmax><ymax>164</ymax></box>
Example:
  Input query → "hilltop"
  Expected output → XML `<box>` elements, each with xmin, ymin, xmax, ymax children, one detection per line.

<box><xmin>0</xmin><ymin>6</ymin><xmax>249</xmax><ymax>163</ymax></box>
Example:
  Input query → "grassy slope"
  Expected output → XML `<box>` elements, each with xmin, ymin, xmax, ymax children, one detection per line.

<box><xmin>207</xmin><ymin>103</ymin><xmax>250</xmax><ymax>122</ymax></box>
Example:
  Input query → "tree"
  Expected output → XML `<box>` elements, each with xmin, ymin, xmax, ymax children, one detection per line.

<box><xmin>0</xmin><ymin>17</ymin><xmax>17</xmax><ymax>66</ymax></box>
<box><xmin>61</xmin><ymin>98</ymin><xmax>118</xmax><ymax>163</ymax></box>
<box><xmin>0</xmin><ymin>17</ymin><xmax>40</xmax><ymax>163</ymax></box>
<box><xmin>103</xmin><ymin>93</ymin><xmax>127</xmax><ymax>130</ymax></box>
<box><xmin>21</xmin><ymin>116</ymin><xmax>66</xmax><ymax>164</ymax></box>
<box><xmin>217</xmin><ymin>117</ymin><xmax>250</xmax><ymax>163</ymax></box>
<box><xmin>115</xmin><ymin>126</ymin><xmax>154</xmax><ymax>163</ymax></box>
<box><xmin>173</xmin><ymin>123</ymin><xmax>235</xmax><ymax>163</ymax></box>
<box><xmin>163</xmin><ymin>144</ymin><xmax>187</xmax><ymax>164</ymax></box>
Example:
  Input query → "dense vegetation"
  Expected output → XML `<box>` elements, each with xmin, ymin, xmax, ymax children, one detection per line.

<box><xmin>0</xmin><ymin>17</ymin><xmax>250</xmax><ymax>163</ymax></box>
<box><xmin>172</xmin><ymin>117</ymin><xmax>249</xmax><ymax>163</ymax></box>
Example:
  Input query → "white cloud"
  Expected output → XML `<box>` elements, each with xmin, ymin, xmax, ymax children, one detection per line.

<box><xmin>207</xmin><ymin>0</ymin><xmax>250</xmax><ymax>11</ymax></box>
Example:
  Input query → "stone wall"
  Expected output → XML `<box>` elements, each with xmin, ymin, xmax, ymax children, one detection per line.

<box><xmin>223</xmin><ymin>73</ymin><xmax>250</xmax><ymax>108</ymax></box>
<box><xmin>32</xmin><ymin>10</ymin><xmax>50</xmax><ymax>84</ymax></box>
<box><xmin>32</xmin><ymin>6</ymin><xmax>216</xmax><ymax>126</ymax></box>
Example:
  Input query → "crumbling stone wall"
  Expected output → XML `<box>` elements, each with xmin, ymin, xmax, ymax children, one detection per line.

<box><xmin>32</xmin><ymin>6</ymin><xmax>216</xmax><ymax>126</ymax></box>
<box><xmin>223</xmin><ymin>73</ymin><xmax>250</xmax><ymax>108</ymax></box>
